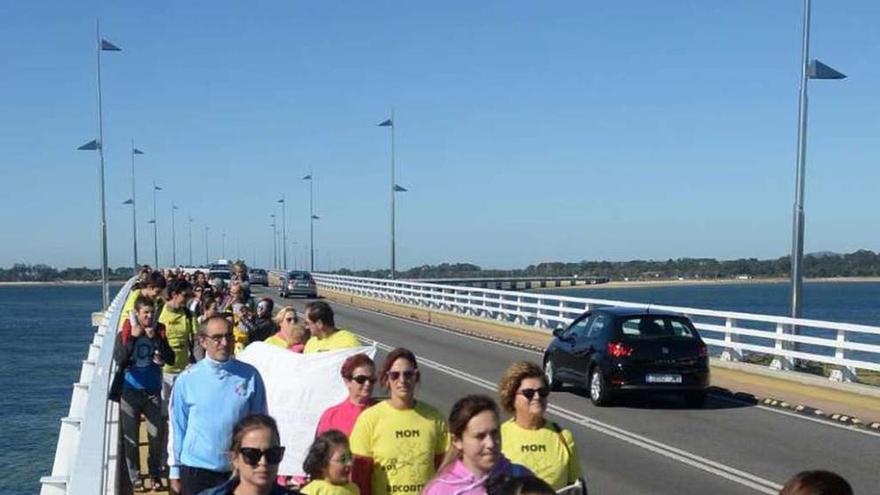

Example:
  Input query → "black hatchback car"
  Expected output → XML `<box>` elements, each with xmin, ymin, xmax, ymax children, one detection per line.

<box><xmin>543</xmin><ymin>307</ymin><xmax>710</xmax><ymax>407</ymax></box>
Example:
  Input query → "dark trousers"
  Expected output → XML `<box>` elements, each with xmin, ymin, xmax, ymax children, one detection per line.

<box><xmin>180</xmin><ymin>465</ymin><xmax>231</xmax><ymax>495</ymax></box>
<box><xmin>120</xmin><ymin>387</ymin><xmax>164</xmax><ymax>483</ymax></box>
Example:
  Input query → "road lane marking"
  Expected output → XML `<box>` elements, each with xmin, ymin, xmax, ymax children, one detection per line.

<box><xmin>319</xmin><ymin>296</ymin><xmax>880</xmax><ymax>438</ymax></box>
<box><xmin>363</xmin><ymin>337</ymin><xmax>782</xmax><ymax>494</ymax></box>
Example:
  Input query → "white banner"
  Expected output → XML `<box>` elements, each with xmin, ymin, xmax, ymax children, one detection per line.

<box><xmin>238</xmin><ymin>342</ymin><xmax>377</xmax><ymax>476</ymax></box>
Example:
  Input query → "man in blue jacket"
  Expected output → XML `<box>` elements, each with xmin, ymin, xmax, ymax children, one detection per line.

<box><xmin>168</xmin><ymin>315</ymin><xmax>268</xmax><ymax>495</ymax></box>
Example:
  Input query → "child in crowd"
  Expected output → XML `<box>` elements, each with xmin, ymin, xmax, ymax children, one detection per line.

<box><xmin>300</xmin><ymin>430</ymin><xmax>360</xmax><ymax>495</ymax></box>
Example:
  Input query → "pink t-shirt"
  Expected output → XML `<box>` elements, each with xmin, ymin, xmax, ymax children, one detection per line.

<box><xmin>315</xmin><ymin>398</ymin><xmax>376</xmax><ymax>437</ymax></box>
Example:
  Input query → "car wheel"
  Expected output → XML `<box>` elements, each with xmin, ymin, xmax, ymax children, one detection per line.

<box><xmin>685</xmin><ymin>391</ymin><xmax>707</xmax><ymax>408</ymax></box>
<box><xmin>544</xmin><ymin>357</ymin><xmax>562</xmax><ymax>391</ymax></box>
<box><xmin>589</xmin><ymin>366</ymin><xmax>612</xmax><ymax>407</ymax></box>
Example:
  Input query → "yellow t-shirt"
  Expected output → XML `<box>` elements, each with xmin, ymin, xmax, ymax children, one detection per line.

<box><xmin>158</xmin><ymin>305</ymin><xmax>196</xmax><ymax>374</ymax></box>
<box><xmin>304</xmin><ymin>329</ymin><xmax>361</xmax><ymax>353</ymax></box>
<box><xmin>500</xmin><ymin>419</ymin><xmax>581</xmax><ymax>489</ymax></box>
<box><xmin>301</xmin><ymin>479</ymin><xmax>360</xmax><ymax>495</ymax></box>
<box><xmin>120</xmin><ymin>289</ymin><xmax>142</xmax><ymax>328</ymax></box>
<box><xmin>349</xmin><ymin>401</ymin><xmax>449</xmax><ymax>495</ymax></box>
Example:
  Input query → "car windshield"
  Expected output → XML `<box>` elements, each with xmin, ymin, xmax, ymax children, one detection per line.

<box><xmin>288</xmin><ymin>272</ymin><xmax>312</xmax><ymax>280</ymax></box>
<box><xmin>619</xmin><ymin>316</ymin><xmax>696</xmax><ymax>339</ymax></box>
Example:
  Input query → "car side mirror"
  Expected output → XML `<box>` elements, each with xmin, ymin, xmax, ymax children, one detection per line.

<box><xmin>552</xmin><ymin>326</ymin><xmax>565</xmax><ymax>338</ymax></box>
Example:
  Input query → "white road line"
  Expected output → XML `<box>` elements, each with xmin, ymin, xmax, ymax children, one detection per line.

<box><xmin>323</xmin><ymin>296</ymin><xmax>880</xmax><ymax>438</ymax></box>
<box><xmin>363</xmin><ymin>336</ymin><xmax>782</xmax><ymax>494</ymax></box>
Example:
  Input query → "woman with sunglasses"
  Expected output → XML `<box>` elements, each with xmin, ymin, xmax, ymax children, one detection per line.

<box><xmin>497</xmin><ymin>362</ymin><xmax>582</xmax><ymax>490</ymax></box>
<box><xmin>197</xmin><ymin>414</ymin><xmax>287</xmax><ymax>495</ymax></box>
<box><xmin>265</xmin><ymin>307</ymin><xmax>310</xmax><ymax>353</ymax></box>
<box><xmin>301</xmin><ymin>430</ymin><xmax>360</xmax><ymax>495</ymax></box>
<box><xmin>316</xmin><ymin>354</ymin><xmax>377</xmax><ymax>436</ymax></box>
<box><xmin>424</xmin><ymin>395</ymin><xmax>531</xmax><ymax>495</ymax></box>
<box><xmin>350</xmin><ymin>348</ymin><xmax>449</xmax><ymax>495</ymax></box>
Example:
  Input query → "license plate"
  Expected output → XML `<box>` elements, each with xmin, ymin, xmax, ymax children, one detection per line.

<box><xmin>646</xmin><ymin>374</ymin><xmax>682</xmax><ymax>384</ymax></box>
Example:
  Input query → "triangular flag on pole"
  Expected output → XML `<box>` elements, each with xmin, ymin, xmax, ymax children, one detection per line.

<box><xmin>377</xmin><ymin>118</ymin><xmax>393</xmax><ymax>127</ymax></box>
<box><xmin>78</xmin><ymin>139</ymin><xmax>100</xmax><ymax>150</ymax></box>
<box><xmin>133</xmin><ymin>148</ymin><xmax>144</xmax><ymax>155</ymax></box>
<box><xmin>101</xmin><ymin>39</ymin><xmax>121</xmax><ymax>51</ymax></box>
<box><xmin>394</xmin><ymin>184</ymin><xmax>408</xmax><ymax>192</ymax></box>
<box><xmin>122</xmin><ymin>199</ymin><xmax>134</xmax><ymax>205</ymax></box>
<box><xmin>302</xmin><ymin>174</ymin><xmax>312</xmax><ymax>180</ymax></box>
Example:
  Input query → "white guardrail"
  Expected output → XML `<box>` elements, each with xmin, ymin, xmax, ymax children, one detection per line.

<box><xmin>313</xmin><ymin>273</ymin><xmax>880</xmax><ymax>383</ymax></box>
<box><xmin>41</xmin><ymin>278</ymin><xmax>136</xmax><ymax>495</ymax></box>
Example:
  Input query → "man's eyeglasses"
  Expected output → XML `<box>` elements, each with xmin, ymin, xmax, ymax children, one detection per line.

<box><xmin>387</xmin><ymin>370</ymin><xmax>418</xmax><ymax>382</ymax></box>
<box><xmin>518</xmin><ymin>387</ymin><xmax>550</xmax><ymax>401</ymax></box>
<box><xmin>350</xmin><ymin>375</ymin><xmax>377</xmax><ymax>385</ymax></box>
<box><xmin>238</xmin><ymin>446</ymin><xmax>285</xmax><ymax>466</ymax></box>
<box><xmin>203</xmin><ymin>332</ymin><xmax>233</xmax><ymax>344</ymax></box>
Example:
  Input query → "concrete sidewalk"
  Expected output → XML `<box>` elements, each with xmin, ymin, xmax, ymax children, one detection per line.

<box><xmin>320</xmin><ymin>288</ymin><xmax>880</xmax><ymax>427</ymax></box>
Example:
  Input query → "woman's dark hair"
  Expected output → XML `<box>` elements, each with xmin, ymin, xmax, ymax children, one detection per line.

<box><xmin>779</xmin><ymin>470</ymin><xmax>852</xmax><ymax>495</ymax></box>
<box><xmin>230</xmin><ymin>414</ymin><xmax>280</xmax><ymax>453</ymax></box>
<box><xmin>486</xmin><ymin>475</ymin><xmax>555</xmax><ymax>495</ymax></box>
<box><xmin>303</xmin><ymin>430</ymin><xmax>349</xmax><ymax>479</ymax></box>
<box><xmin>305</xmin><ymin>301</ymin><xmax>335</xmax><ymax>327</ymax></box>
<box><xmin>166</xmin><ymin>279</ymin><xmax>192</xmax><ymax>298</ymax></box>
<box><xmin>341</xmin><ymin>354</ymin><xmax>375</xmax><ymax>379</ymax></box>
<box><xmin>142</xmin><ymin>271</ymin><xmax>167</xmax><ymax>290</ymax></box>
<box><xmin>380</xmin><ymin>347</ymin><xmax>419</xmax><ymax>388</ymax></box>
<box><xmin>436</xmin><ymin>395</ymin><xmax>500</xmax><ymax>473</ymax></box>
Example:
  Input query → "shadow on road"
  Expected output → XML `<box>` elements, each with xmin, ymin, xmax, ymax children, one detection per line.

<box><xmin>563</xmin><ymin>385</ymin><xmax>757</xmax><ymax>411</ymax></box>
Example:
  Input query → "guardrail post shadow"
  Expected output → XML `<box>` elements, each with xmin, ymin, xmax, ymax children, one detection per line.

<box><xmin>720</xmin><ymin>318</ymin><xmax>742</xmax><ymax>362</ymax></box>
<box><xmin>829</xmin><ymin>329</ymin><xmax>857</xmax><ymax>382</ymax></box>
<box><xmin>770</xmin><ymin>323</ymin><xmax>794</xmax><ymax>371</ymax></box>
<box><xmin>516</xmin><ymin>295</ymin><xmax>525</xmax><ymax>325</ymax></box>
<box><xmin>533</xmin><ymin>297</ymin><xmax>543</xmax><ymax>328</ymax></box>
<box><xmin>496</xmin><ymin>292</ymin><xmax>505</xmax><ymax>322</ymax></box>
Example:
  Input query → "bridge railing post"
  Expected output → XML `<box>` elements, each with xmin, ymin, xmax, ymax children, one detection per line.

<box><xmin>829</xmin><ymin>329</ymin><xmax>857</xmax><ymax>382</ymax></box>
<box><xmin>770</xmin><ymin>323</ymin><xmax>794</xmax><ymax>371</ymax></box>
<box><xmin>720</xmin><ymin>317</ymin><xmax>742</xmax><ymax>362</ymax></box>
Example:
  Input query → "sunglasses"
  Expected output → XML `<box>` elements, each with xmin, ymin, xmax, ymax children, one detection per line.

<box><xmin>203</xmin><ymin>332</ymin><xmax>233</xmax><ymax>344</ymax></box>
<box><xmin>350</xmin><ymin>375</ymin><xmax>377</xmax><ymax>385</ymax></box>
<box><xmin>239</xmin><ymin>446</ymin><xmax>285</xmax><ymax>466</ymax></box>
<box><xmin>387</xmin><ymin>370</ymin><xmax>418</xmax><ymax>381</ymax></box>
<box><xmin>518</xmin><ymin>387</ymin><xmax>550</xmax><ymax>401</ymax></box>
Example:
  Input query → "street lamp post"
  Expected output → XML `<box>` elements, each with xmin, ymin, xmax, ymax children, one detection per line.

<box><xmin>270</xmin><ymin>214</ymin><xmax>277</xmax><ymax>269</ymax></box>
<box><xmin>302</xmin><ymin>173</ymin><xmax>317</xmax><ymax>271</ymax></box>
<box><xmin>204</xmin><ymin>225</ymin><xmax>210</xmax><ymax>265</ymax></box>
<box><xmin>790</xmin><ymin>0</ymin><xmax>846</xmax><ymax>322</ymax></box>
<box><xmin>77</xmin><ymin>21</ymin><xmax>120</xmax><ymax>310</ymax></box>
<box><xmin>188</xmin><ymin>216</ymin><xmax>194</xmax><ymax>266</ymax></box>
<box><xmin>378</xmin><ymin>112</ymin><xmax>407</xmax><ymax>279</ymax></box>
<box><xmin>171</xmin><ymin>204</ymin><xmax>178</xmax><ymax>267</ymax></box>
<box><xmin>129</xmin><ymin>142</ymin><xmax>144</xmax><ymax>272</ymax></box>
<box><xmin>222</xmin><ymin>232</ymin><xmax>227</xmax><ymax>259</ymax></box>
<box><xmin>152</xmin><ymin>182</ymin><xmax>162</xmax><ymax>268</ymax></box>
<box><xmin>278</xmin><ymin>196</ymin><xmax>288</xmax><ymax>271</ymax></box>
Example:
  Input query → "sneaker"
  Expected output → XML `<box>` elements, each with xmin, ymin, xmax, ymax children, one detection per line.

<box><xmin>132</xmin><ymin>479</ymin><xmax>145</xmax><ymax>492</ymax></box>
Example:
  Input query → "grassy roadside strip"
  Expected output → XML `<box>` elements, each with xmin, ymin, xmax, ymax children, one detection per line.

<box><xmin>319</xmin><ymin>287</ymin><xmax>880</xmax><ymax>429</ymax></box>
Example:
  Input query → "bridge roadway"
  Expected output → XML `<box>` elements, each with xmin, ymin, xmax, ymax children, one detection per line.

<box><xmin>254</xmin><ymin>288</ymin><xmax>879</xmax><ymax>495</ymax></box>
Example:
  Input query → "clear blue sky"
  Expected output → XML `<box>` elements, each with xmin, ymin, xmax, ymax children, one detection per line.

<box><xmin>1</xmin><ymin>1</ymin><xmax>878</xmax><ymax>270</ymax></box>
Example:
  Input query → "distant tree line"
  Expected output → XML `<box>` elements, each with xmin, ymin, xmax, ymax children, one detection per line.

<box><xmin>0</xmin><ymin>263</ymin><xmax>132</xmax><ymax>282</ymax></box>
<box><xmin>335</xmin><ymin>250</ymin><xmax>880</xmax><ymax>280</ymax></box>
<box><xmin>4</xmin><ymin>249</ymin><xmax>879</xmax><ymax>282</ymax></box>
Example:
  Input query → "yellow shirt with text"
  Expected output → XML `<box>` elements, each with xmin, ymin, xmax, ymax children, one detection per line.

<box><xmin>500</xmin><ymin>419</ymin><xmax>581</xmax><ymax>489</ymax></box>
<box><xmin>301</xmin><ymin>480</ymin><xmax>360</xmax><ymax>495</ymax></box>
<box><xmin>349</xmin><ymin>401</ymin><xmax>448</xmax><ymax>495</ymax></box>
<box><xmin>303</xmin><ymin>329</ymin><xmax>361</xmax><ymax>353</ymax></box>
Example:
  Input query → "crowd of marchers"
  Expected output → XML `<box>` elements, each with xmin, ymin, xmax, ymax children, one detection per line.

<box><xmin>112</xmin><ymin>265</ymin><xmax>855</xmax><ymax>495</ymax></box>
